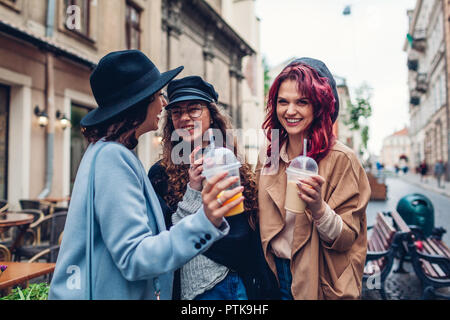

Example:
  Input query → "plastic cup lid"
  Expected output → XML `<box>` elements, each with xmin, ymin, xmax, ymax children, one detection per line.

<box><xmin>286</xmin><ymin>155</ymin><xmax>318</xmax><ymax>174</ymax></box>
<box><xmin>202</xmin><ymin>146</ymin><xmax>241</xmax><ymax>178</ymax></box>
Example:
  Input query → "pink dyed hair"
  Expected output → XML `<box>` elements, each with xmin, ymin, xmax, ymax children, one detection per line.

<box><xmin>262</xmin><ymin>62</ymin><xmax>336</xmax><ymax>165</ymax></box>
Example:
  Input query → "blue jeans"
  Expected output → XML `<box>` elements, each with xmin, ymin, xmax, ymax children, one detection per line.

<box><xmin>194</xmin><ymin>271</ymin><xmax>248</xmax><ymax>300</ymax></box>
<box><xmin>275</xmin><ymin>257</ymin><xmax>294</xmax><ymax>300</ymax></box>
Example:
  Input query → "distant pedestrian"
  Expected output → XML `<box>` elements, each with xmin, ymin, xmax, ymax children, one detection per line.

<box><xmin>419</xmin><ymin>161</ymin><xmax>428</xmax><ymax>183</ymax></box>
<box><xmin>434</xmin><ymin>160</ymin><xmax>445</xmax><ymax>188</ymax></box>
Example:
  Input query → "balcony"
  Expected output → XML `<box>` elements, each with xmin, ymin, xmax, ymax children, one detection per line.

<box><xmin>412</xmin><ymin>29</ymin><xmax>427</xmax><ymax>52</ymax></box>
<box><xmin>410</xmin><ymin>96</ymin><xmax>420</xmax><ymax>106</ymax></box>
<box><xmin>415</xmin><ymin>73</ymin><xmax>428</xmax><ymax>93</ymax></box>
<box><xmin>407</xmin><ymin>59</ymin><xmax>418</xmax><ymax>71</ymax></box>
<box><xmin>410</xmin><ymin>90</ymin><xmax>421</xmax><ymax>106</ymax></box>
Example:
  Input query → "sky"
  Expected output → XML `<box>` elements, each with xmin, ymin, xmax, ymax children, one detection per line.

<box><xmin>255</xmin><ymin>0</ymin><xmax>417</xmax><ymax>156</ymax></box>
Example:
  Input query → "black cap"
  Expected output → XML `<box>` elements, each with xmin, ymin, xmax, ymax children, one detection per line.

<box><xmin>289</xmin><ymin>57</ymin><xmax>339</xmax><ymax>123</ymax></box>
<box><xmin>166</xmin><ymin>76</ymin><xmax>219</xmax><ymax>109</ymax></box>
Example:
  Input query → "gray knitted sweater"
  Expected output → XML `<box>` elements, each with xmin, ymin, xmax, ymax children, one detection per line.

<box><xmin>172</xmin><ymin>184</ymin><xmax>229</xmax><ymax>300</ymax></box>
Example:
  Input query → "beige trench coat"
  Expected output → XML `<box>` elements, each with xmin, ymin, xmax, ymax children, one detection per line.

<box><xmin>256</xmin><ymin>140</ymin><xmax>370</xmax><ymax>299</ymax></box>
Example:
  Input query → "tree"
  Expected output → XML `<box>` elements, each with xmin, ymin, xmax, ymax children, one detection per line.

<box><xmin>344</xmin><ymin>83</ymin><xmax>373</xmax><ymax>154</ymax></box>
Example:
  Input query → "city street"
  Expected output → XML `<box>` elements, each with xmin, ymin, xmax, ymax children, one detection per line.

<box><xmin>367</xmin><ymin>174</ymin><xmax>450</xmax><ymax>245</ymax></box>
<box><xmin>362</xmin><ymin>173</ymin><xmax>450</xmax><ymax>299</ymax></box>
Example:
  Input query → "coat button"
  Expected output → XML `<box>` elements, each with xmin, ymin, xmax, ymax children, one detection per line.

<box><xmin>195</xmin><ymin>243</ymin><xmax>201</xmax><ymax>249</ymax></box>
<box><xmin>200</xmin><ymin>238</ymin><xmax>206</xmax><ymax>244</ymax></box>
<box><xmin>205</xmin><ymin>234</ymin><xmax>212</xmax><ymax>240</ymax></box>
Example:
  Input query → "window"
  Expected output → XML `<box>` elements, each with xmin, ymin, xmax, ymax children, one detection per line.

<box><xmin>0</xmin><ymin>85</ymin><xmax>9</xmax><ymax>199</ymax></box>
<box><xmin>65</xmin><ymin>0</ymin><xmax>91</xmax><ymax>38</ymax></box>
<box><xmin>70</xmin><ymin>104</ymin><xmax>90</xmax><ymax>192</ymax></box>
<box><xmin>126</xmin><ymin>1</ymin><xmax>141</xmax><ymax>50</ymax></box>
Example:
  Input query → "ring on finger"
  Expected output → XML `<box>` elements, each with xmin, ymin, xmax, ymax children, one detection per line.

<box><xmin>216</xmin><ymin>197</ymin><xmax>224</xmax><ymax>206</ymax></box>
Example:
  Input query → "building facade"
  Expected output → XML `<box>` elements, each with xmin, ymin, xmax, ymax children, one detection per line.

<box><xmin>333</xmin><ymin>75</ymin><xmax>364</xmax><ymax>159</ymax></box>
<box><xmin>0</xmin><ymin>0</ymin><xmax>259</xmax><ymax>209</ymax></box>
<box><xmin>380</xmin><ymin>127</ymin><xmax>412</xmax><ymax>170</ymax></box>
<box><xmin>405</xmin><ymin>0</ymin><xmax>449</xmax><ymax>178</ymax></box>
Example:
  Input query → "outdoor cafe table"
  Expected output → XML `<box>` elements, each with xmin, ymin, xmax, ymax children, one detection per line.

<box><xmin>0</xmin><ymin>262</ymin><xmax>55</xmax><ymax>290</ymax></box>
<box><xmin>0</xmin><ymin>213</ymin><xmax>34</xmax><ymax>253</ymax></box>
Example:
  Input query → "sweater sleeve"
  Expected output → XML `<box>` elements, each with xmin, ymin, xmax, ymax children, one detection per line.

<box><xmin>313</xmin><ymin>203</ymin><xmax>343</xmax><ymax>243</ymax></box>
<box><xmin>171</xmin><ymin>184</ymin><xmax>204</xmax><ymax>225</ymax></box>
<box><xmin>94</xmin><ymin>145</ymin><xmax>229</xmax><ymax>281</ymax></box>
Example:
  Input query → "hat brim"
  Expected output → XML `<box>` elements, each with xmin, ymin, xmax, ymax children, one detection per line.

<box><xmin>81</xmin><ymin>66</ymin><xmax>184</xmax><ymax>127</ymax></box>
<box><xmin>165</xmin><ymin>95</ymin><xmax>213</xmax><ymax>109</ymax></box>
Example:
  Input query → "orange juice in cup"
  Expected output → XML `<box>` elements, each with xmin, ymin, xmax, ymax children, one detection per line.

<box><xmin>202</xmin><ymin>130</ymin><xmax>244</xmax><ymax>216</ymax></box>
<box><xmin>217</xmin><ymin>191</ymin><xmax>244</xmax><ymax>217</ymax></box>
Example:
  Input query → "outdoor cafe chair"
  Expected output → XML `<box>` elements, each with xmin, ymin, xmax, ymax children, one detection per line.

<box><xmin>19</xmin><ymin>199</ymin><xmax>53</xmax><ymax>242</ymax></box>
<box><xmin>14</xmin><ymin>211</ymin><xmax>67</xmax><ymax>263</ymax></box>
<box><xmin>0</xmin><ymin>199</ymin><xmax>8</xmax><ymax>214</ymax></box>
<box><xmin>28</xmin><ymin>245</ymin><xmax>60</xmax><ymax>264</ymax></box>
<box><xmin>2</xmin><ymin>209</ymin><xmax>45</xmax><ymax>247</ymax></box>
<box><xmin>19</xmin><ymin>199</ymin><xmax>52</xmax><ymax>216</ymax></box>
<box><xmin>0</xmin><ymin>243</ymin><xmax>11</xmax><ymax>261</ymax></box>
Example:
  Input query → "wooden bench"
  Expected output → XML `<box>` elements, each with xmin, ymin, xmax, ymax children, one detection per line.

<box><xmin>388</xmin><ymin>210</ymin><xmax>412</xmax><ymax>274</ymax></box>
<box><xmin>407</xmin><ymin>227</ymin><xmax>450</xmax><ymax>299</ymax></box>
<box><xmin>364</xmin><ymin>212</ymin><xmax>398</xmax><ymax>299</ymax></box>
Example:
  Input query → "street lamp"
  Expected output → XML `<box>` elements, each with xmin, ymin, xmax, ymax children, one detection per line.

<box><xmin>34</xmin><ymin>106</ymin><xmax>49</xmax><ymax>127</ymax></box>
<box><xmin>56</xmin><ymin>110</ymin><xmax>72</xmax><ymax>130</ymax></box>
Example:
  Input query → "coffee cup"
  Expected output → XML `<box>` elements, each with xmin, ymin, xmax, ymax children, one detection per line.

<box><xmin>285</xmin><ymin>155</ymin><xmax>318</xmax><ymax>214</ymax></box>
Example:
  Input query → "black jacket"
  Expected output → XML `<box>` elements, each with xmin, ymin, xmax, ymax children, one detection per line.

<box><xmin>148</xmin><ymin>160</ymin><xmax>279</xmax><ymax>300</ymax></box>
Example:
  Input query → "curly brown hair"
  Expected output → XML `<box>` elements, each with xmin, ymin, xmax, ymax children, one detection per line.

<box><xmin>82</xmin><ymin>95</ymin><xmax>154</xmax><ymax>149</ymax></box>
<box><xmin>157</xmin><ymin>102</ymin><xmax>259</xmax><ymax>229</ymax></box>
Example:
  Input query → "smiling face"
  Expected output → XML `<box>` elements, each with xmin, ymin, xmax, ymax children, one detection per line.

<box><xmin>135</xmin><ymin>90</ymin><xmax>167</xmax><ymax>138</ymax></box>
<box><xmin>276</xmin><ymin>79</ymin><xmax>314</xmax><ymax>141</ymax></box>
<box><xmin>170</xmin><ymin>100</ymin><xmax>212</xmax><ymax>144</ymax></box>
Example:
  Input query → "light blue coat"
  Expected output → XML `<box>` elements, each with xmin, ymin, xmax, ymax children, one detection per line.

<box><xmin>49</xmin><ymin>140</ymin><xmax>228</xmax><ymax>300</ymax></box>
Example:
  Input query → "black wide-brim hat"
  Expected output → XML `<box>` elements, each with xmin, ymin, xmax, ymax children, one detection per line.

<box><xmin>289</xmin><ymin>57</ymin><xmax>339</xmax><ymax>123</ymax></box>
<box><xmin>81</xmin><ymin>50</ymin><xmax>184</xmax><ymax>127</ymax></box>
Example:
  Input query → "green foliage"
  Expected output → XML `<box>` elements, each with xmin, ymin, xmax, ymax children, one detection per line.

<box><xmin>344</xmin><ymin>83</ymin><xmax>373</xmax><ymax>153</ymax></box>
<box><xmin>361</xmin><ymin>125</ymin><xmax>369</xmax><ymax>150</ymax></box>
<box><xmin>344</xmin><ymin>84</ymin><xmax>373</xmax><ymax>130</ymax></box>
<box><xmin>1</xmin><ymin>283</ymin><xmax>50</xmax><ymax>300</ymax></box>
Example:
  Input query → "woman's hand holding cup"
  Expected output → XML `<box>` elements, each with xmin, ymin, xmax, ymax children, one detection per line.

<box><xmin>189</xmin><ymin>146</ymin><xmax>205</xmax><ymax>191</ymax></box>
<box><xmin>202</xmin><ymin>171</ymin><xmax>244</xmax><ymax>228</ymax></box>
<box><xmin>297</xmin><ymin>174</ymin><xmax>326</xmax><ymax>220</ymax></box>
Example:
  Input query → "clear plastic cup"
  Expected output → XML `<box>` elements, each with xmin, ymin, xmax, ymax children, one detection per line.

<box><xmin>202</xmin><ymin>145</ymin><xmax>244</xmax><ymax>217</ymax></box>
<box><xmin>285</xmin><ymin>155</ymin><xmax>318</xmax><ymax>214</ymax></box>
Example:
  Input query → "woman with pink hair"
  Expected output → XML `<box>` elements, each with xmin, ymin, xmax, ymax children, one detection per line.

<box><xmin>256</xmin><ymin>58</ymin><xmax>370</xmax><ymax>300</ymax></box>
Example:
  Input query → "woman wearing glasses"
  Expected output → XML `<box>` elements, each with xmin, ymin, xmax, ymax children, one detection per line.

<box><xmin>148</xmin><ymin>76</ymin><xmax>277</xmax><ymax>300</ymax></box>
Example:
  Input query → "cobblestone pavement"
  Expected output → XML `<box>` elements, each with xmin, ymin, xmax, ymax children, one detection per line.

<box><xmin>361</xmin><ymin>259</ymin><xmax>422</xmax><ymax>300</ymax></box>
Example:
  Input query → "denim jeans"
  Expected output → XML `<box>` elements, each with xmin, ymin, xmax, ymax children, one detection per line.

<box><xmin>194</xmin><ymin>271</ymin><xmax>248</xmax><ymax>300</ymax></box>
<box><xmin>275</xmin><ymin>257</ymin><xmax>294</xmax><ymax>300</ymax></box>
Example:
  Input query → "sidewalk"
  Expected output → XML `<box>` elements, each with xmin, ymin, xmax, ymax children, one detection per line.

<box><xmin>396</xmin><ymin>173</ymin><xmax>450</xmax><ymax>198</ymax></box>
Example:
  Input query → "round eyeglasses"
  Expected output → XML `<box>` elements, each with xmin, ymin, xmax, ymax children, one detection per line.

<box><xmin>169</xmin><ymin>103</ymin><xmax>207</xmax><ymax>120</ymax></box>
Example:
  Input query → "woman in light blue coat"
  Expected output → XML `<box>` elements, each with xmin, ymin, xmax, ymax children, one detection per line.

<box><xmin>48</xmin><ymin>50</ymin><xmax>244</xmax><ymax>300</ymax></box>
